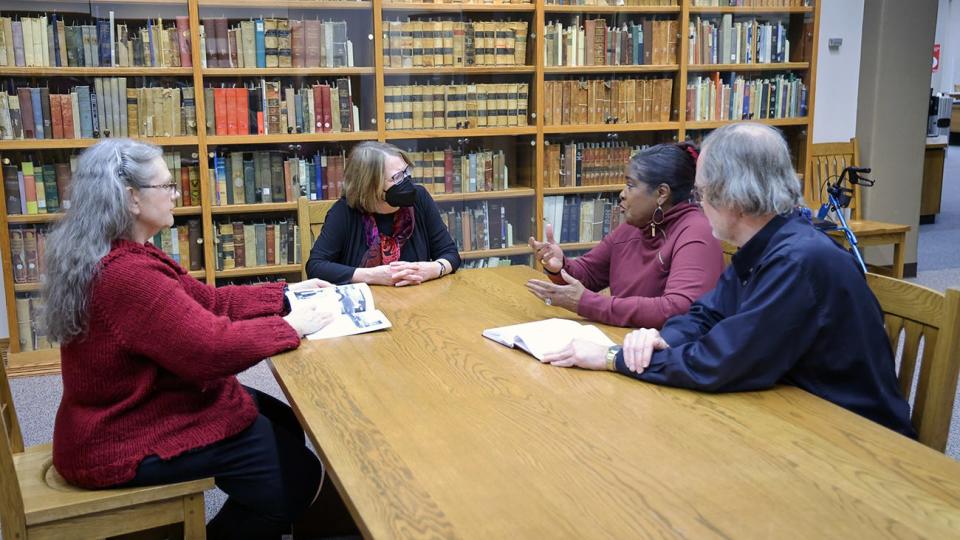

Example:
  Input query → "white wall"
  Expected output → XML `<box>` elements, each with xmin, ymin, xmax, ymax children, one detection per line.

<box><xmin>812</xmin><ymin>0</ymin><xmax>866</xmax><ymax>143</ymax></box>
<box><xmin>932</xmin><ymin>0</ymin><xmax>960</xmax><ymax>93</ymax></box>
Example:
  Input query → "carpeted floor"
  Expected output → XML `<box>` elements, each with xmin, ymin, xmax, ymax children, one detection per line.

<box><xmin>7</xmin><ymin>144</ymin><xmax>960</xmax><ymax>524</ymax></box>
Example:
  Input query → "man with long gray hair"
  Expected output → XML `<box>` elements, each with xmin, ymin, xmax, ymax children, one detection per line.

<box><xmin>542</xmin><ymin>123</ymin><xmax>915</xmax><ymax>438</ymax></box>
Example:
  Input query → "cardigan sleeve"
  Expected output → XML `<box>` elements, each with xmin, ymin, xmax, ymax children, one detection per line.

<box><xmin>95</xmin><ymin>254</ymin><xmax>301</xmax><ymax>383</ymax></box>
<box><xmin>305</xmin><ymin>200</ymin><xmax>359</xmax><ymax>285</ymax></box>
<box><xmin>576</xmin><ymin>231</ymin><xmax>724</xmax><ymax>328</ymax></box>
<box><xmin>179</xmin><ymin>277</ymin><xmax>287</xmax><ymax>321</ymax></box>
<box><xmin>418</xmin><ymin>188</ymin><xmax>461</xmax><ymax>272</ymax></box>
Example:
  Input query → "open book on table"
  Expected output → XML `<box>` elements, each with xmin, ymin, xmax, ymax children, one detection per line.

<box><xmin>482</xmin><ymin>318</ymin><xmax>615</xmax><ymax>361</ymax></box>
<box><xmin>285</xmin><ymin>283</ymin><xmax>391</xmax><ymax>340</ymax></box>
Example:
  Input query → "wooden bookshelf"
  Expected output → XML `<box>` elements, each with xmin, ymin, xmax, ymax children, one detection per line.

<box><xmin>0</xmin><ymin>0</ymin><xmax>820</xmax><ymax>374</ymax></box>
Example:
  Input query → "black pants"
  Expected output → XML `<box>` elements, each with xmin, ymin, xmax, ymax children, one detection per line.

<box><xmin>120</xmin><ymin>386</ymin><xmax>324</xmax><ymax>540</ymax></box>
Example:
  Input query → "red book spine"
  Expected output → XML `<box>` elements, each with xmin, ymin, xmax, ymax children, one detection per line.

<box><xmin>213</xmin><ymin>88</ymin><xmax>228</xmax><ymax>135</ymax></box>
<box><xmin>225</xmin><ymin>87</ymin><xmax>238</xmax><ymax>135</ymax></box>
<box><xmin>180</xmin><ymin>165</ymin><xmax>192</xmax><ymax>206</ymax></box>
<box><xmin>235</xmin><ymin>88</ymin><xmax>249</xmax><ymax>135</ymax></box>
<box><xmin>320</xmin><ymin>85</ymin><xmax>332</xmax><ymax>133</ymax></box>
<box><xmin>50</xmin><ymin>95</ymin><xmax>64</xmax><ymax>139</ymax></box>
<box><xmin>176</xmin><ymin>16</ymin><xmax>192</xmax><ymax>67</ymax></box>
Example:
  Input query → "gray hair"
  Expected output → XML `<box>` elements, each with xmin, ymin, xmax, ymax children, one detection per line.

<box><xmin>41</xmin><ymin>138</ymin><xmax>163</xmax><ymax>343</ymax></box>
<box><xmin>697</xmin><ymin>122</ymin><xmax>803</xmax><ymax>216</ymax></box>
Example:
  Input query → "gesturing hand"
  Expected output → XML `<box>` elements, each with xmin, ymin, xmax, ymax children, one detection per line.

<box><xmin>528</xmin><ymin>223</ymin><xmax>565</xmax><ymax>274</ymax></box>
<box><xmin>622</xmin><ymin>328</ymin><xmax>669</xmax><ymax>374</ymax></box>
<box><xmin>540</xmin><ymin>339</ymin><xmax>608</xmax><ymax>370</ymax></box>
<box><xmin>525</xmin><ymin>270</ymin><xmax>586</xmax><ymax>313</ymax></box>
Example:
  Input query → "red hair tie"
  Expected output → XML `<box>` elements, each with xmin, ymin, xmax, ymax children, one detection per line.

<box><xmin>684</xmin><ymin>145</ymin><xmax>699</xmax><ymax>163</ymax></box>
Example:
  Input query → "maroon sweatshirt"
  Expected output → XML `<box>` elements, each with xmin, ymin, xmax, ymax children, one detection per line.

<box><xmin>53</xmin><ymin>240</ymin><xmax>300</xmax><ymax>488</ymax></box>
<box><xmin>549</xmin><ymin>202</ymin><xmax>723</xmax><ymax>328</ymax></box>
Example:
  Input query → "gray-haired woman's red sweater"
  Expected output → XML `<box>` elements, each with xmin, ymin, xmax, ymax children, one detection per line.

<box><xmin>549</xmin><ymin>202</ymin><xmax>724</xmax><ymax>328</ymax></box>
<box><xmin>52</xmin><ymin>239</ymin><xmax>300</xmax><ymax>488</ymax></box>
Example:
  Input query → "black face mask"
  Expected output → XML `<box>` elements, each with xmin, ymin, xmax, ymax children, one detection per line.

<box><xmin>384</xmin><ymin>176</ymin><xmax>416</xmax><ymax>207</ymax></box>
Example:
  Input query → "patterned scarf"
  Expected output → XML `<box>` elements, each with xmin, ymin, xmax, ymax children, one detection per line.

<box><xmin>360</xmin><ymin>207</ymin><xmax>415</xmax><ymax>267</ymax></box>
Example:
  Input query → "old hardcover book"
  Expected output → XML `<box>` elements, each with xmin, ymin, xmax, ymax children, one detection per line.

<box><xmin>277</xmin><ymin>19</ymin><xmax>291</xmax><ymax>68</ymax></box>
<box><xmin>4</xmin><ymin>165</ymin><xmax>21</xmax><ymax>215</ymax></box>
<box><xmin>263</xmin><ymin>18</ymin><xmax>279</xmax><ymax>68</ymax></box>
<box><xmin>304</xmin><ymin>20</ymin><xmax>321</xmax><ymax>67</ymax></box>
<box><xmin>290</xmin><ymin>19</ymin><xmax>304</xmax><ymax>67</ymax></box>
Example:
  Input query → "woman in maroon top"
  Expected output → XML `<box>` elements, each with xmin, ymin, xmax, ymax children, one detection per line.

<box><xmin>527</xmin><ymin>142</ymin><xmax>723</xmax><ymax>328</ymax></box>
<box><xmin>41</xmin><ymin>139</ymin><xmax>337</xmax><ymax>539</ymax></box>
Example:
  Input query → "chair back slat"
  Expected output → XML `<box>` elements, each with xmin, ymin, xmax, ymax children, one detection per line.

<box><xmin>0</xmin><ymin>361</ymin><xmax>27</xmax><ymax>538</ymax></box>
<box><xmin>867</xmin><ymin>273</ymin><xmax>960</xmax><ymax>452</ymax></box>
<box><xmin>805</xmin><ymin>138</ymin><xmax>863</xmax><ymax>220</ymax></box>
<box><xmin>297</xmin><ymin>197</ymin><xmax>336</xmax><ymax>280</ymax></box>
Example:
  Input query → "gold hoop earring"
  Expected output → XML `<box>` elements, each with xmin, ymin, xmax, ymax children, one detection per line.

<box><xmin>650</xmin><ymin>205</ymin><xmax>665</xmax><ymax>237</ymax></box>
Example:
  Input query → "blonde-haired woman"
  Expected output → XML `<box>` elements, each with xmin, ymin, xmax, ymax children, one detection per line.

<box><xmin>306</xmin><ymin>141</ymin><xmax>461</xmax><ymax>285</ymax></box>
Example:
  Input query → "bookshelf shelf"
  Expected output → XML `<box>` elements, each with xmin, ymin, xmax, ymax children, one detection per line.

<box><xmin>685</xmin><ymin>117</ymin><xmax>809</xmax><ymax>130</ymax></box>
<box><xmin>211</xmin><ymin>202</ymin><xmax>298</xmax><ymax>214</ymax></box>
<box><xmin>432</xmin><ymin>187</ymin><xmax>536</xmax><ymax>203</ymax></box>
<box><xmin>173</xmin><ymin>206</ymin><xmax>203</xmax><ymax>216</ymax></box>
<box><xmin>6</xmin><ymin>214</ymin><xmax>63</xmax><ymax>224</ymax></box>
<box><xmin>202</xmin><ymin>67</ymin><xmax>376</xmax><ymax>77</ymax></box>
<box><xmin>559</xmin><ymin>241</ymin><xmax>600</xmax><ymax>251</ymax></box>
<box><xmin>5</xmin><ymin>348</ymin><xmax>61</xmax><ymax>378</ymax></box>
<box><xmin>384</xmin><ymin>66</ymin><xmax>536</xmax><ymax>75</ymax></box>
<box><xmin>0</xmin><ymin>137</ymin><xmax>200</xmax><ymax>151</ymax></box>
<box><xmin>0</xmin><ymin>67</ymin><xmax>195</xmax><ymax>77</ymax></box>
<box><xmin>688</xmin><ymin>6</ymin><xmax>813</xmax><ymax>14</ymax></box>
<box><xmin>384</xmin><ymin>127</ymin><xmax>537</xmax><ymax>139</ymax></box>
<box><xmin>205</xmin><ymin>132</ymin><xmax>377</xmax><ymax>145</ymax></box>
<box><xmin>13</xmin><ymin>283</ymin><xmax>41</xmax><ymax>293</ymax></box>
<box><xmin>382</xmin><ymin>2</ymin><xmax>536</xmax><ymax>12</ymax></box>
<box><xmin>460</xmin><ymin>246</ymin><xmax>532</xmax><ymax>259</ymax></box>
<box><xmin>40</xmin><ymin>0</ymin><xmax>188</xmax><ymax>4</ymax></box>
<box><xmin>543</xmin><ymin>5</ymin><xmax>680</xmax><ymax>14</ymax></box>
<box><xmin>198</xmin><ymin>0</ymin><xmax>372</xmax><ymax>8</ymax></box>
<box><xmin>543</xmin><ymin>122</ymin><xmax>679</xmax><ymax>134</ymax></box>
<box><xmin>215</xmin><ymin>264</ymin><xmax>302</xmax><ymax>278</ymax></box>
<box><xmin>544</xmin><ymin>65</ymin><xmax>679</xmax><ymax>74</ymax></box>
<box><xmin>686</xmin><ymin>62</ymin><xmax>810</xmax><ymax>72</ymax></box>
<box><xmin>188</xmin><ymin>270</ymin><xmax>206</xmax><ymax>279</ymax></box>
<box><xmin>543</xmin><ymin>184</ymin><xmax>623</xmax><ymax>196</ymax></box>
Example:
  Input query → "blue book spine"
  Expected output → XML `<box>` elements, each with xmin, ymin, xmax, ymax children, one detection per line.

<box><xmin>76</xmin><ymin>86</ymin><xmax>92</xmax><ymax>138</ymax></box>
<box><xmin>294</xmin><ymin>93</ymin><xmax>303</xmax><ymax>133</ymax></box>
<box><xmin>631</xmin><ymin>24</ymin><xmax>640</xmax><ymax>65</ymax></box>
<box><xmin>313</xmin><ymin>152</ymin><xmax>323</xmax><ymax>199</ymax></box>
<box><xmin>89</xmin><ymin>92</ymin><xmax>100</xmax><ymax>136</ymax></box>
<box><xmin>51</xmin><ymin>14</ymin><xmax>62</xmax><ymax>67</ymax></box>
<box><xmin>255</xmin><ymin>19</ymin><xmax>266</xmax><ymax>68</ymax></box>
<box><xmin>147</xmin><ymin>19</ymin><xmax>156</xmax><ymax>67</ymax></box>
<box><xmin>97</xmin><ymin>19</ymin><xmax>112</xmax><ymax>67</ymax></box>
<box><xmin>30</xmin><ymin>88</ymin><xmax>44</xmax><ymax>139</ymax></box>
<box><xmin>215</xmin><ymin>155</ymin><xmax>227</xmax><ymax>205</ymax></box>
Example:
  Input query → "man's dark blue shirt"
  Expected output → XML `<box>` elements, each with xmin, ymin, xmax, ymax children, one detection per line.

<box><xmin>615</xmin><ymin>213</ymin><xmax>916</xmax><ymax>437</ymax></box>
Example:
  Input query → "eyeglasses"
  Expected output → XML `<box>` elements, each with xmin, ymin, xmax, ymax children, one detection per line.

<box><xmin>141</xmin><ymin>182</ymin><xmax>180</xmax><ymax>193</ymax></box>
<box><xmin>389</xmin><ymin>167</ymin><xmax>413</xmax><ymax>184</ymax></box>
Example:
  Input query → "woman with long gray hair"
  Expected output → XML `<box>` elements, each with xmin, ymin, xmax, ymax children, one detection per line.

<box><xmin>43</xmin><ymin>138</ymin><xmax>337</xmax><ymax>538</ymax></box>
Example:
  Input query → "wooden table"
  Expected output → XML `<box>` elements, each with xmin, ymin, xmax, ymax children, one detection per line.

<box><xmin>271</xmin><ymin>266</ymin><xmax>960</xmax><ymax>538</ymax></box>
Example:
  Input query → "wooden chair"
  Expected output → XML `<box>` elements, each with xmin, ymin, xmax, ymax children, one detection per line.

<box><xmin>0</xmin><ymin>361</ymin><xmax>213</xmax><ymax>539</ymax></box>
<box><xmin>866</xmin><ymin>273</ymin><xmax>960</xmax><ymax>452</ymax></box>
<box><xmin>805</xmin><ymin>138</ymin><xmax>911</xmax><ymax>278</ymax></box>
<box><xmin>297</xmin><ymin>196</ymin><xmax>336</xmax><ymax>280</ymax></box>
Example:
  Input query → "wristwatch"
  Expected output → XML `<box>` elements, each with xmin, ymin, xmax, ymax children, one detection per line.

<box><xmin>605</xmin><ymin>345</ymin><xmax>622</xmax><ymax>371</ymax></box>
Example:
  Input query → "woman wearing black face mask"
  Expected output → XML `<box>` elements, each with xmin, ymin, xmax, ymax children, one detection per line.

<box><xmin>306</xmin><ymin>142</ymin><xmax>461</xmax><ymax>286</ymax></box>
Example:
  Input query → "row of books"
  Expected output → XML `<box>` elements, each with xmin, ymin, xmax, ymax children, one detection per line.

<box><xmin>544</xmin><ymin>141</ymin><xmax>642</xmax><ymax>188</ymax></box>
<box><xmin>382</xmin><ymin>20</ymin><xmax>528</xmax><ymax>67</ymax></box>
<box><xmin>201</xmin><ymin>18</ymin><xmax>352</xmax><ymax>69</ymax></box>
<box><xmin>689</xmin><ymin>16</ymin><xmax>791</xmax><ymax>65</ymax></box>
<box><xmin>543</xmin><ymin>77</ymin><xmax>674</xmax><ymax>126</ymax></box>
<box><xmin>204</xmin><ymin>79</ymin><xmax>357</xmax><ymax>136</ymax></box>
<box><xmin>3</xmin><ymin>162</ymin><xmax>69</xmax><ymax>215</ymax></box>
<box><xmin>544</xmin><ymin>19</ymin><xmax>678</xmax><ymax>67</ymax></box>
<box><xmin>543</xmin><ymin>194</ymin><xmax>622</xmax><ymax>245</ymax></box>
<box><xmin>209</xmin><ymin>150</ymin><xmax>347</xmax><ymax>206</ymax></box>
<box><xmin>461</xmin><ymin>255</ymin><xmax>526</xmax><ymax>269</ymax></box>
<box><xmin>439</xmin><ymin>200</ymin><xmax>516</xmax><ymax>252</ymax></box>
<box><xmin>15</xmin><ymin>293</ymin><xmax>54</xmax><ymax>352</ymax></box>
<box><xmin>151</xmin><ymin>219</ymin><xmax>203</xmax><ymax>272</ymax></box>
<box><xmin>0</xmin><ymin>81</ymin><xmax>196</xmax><ymax>141</ymax></box>
<box><xmin>383</xmin><ymin>83</ymin><xmax>529</xmax><ymax>130</ymax></box>
<box><xmin>409</xmin><ymin>148</ymin><xmax>509</xmax><ymax>194</ymax></box>
<box><xmin>213</xmin><ymin>219</ymin><xmax>302</xmax><ymax>271</ymax></box>
<box><xmin>691</xmin><ymin>0</ymin><xmax>810</xmax><ymax>6</ymax></box>
<box><xmin>391</xmin><ymin>0</ymin><xmax>532</xmax><ymax>3</ymax></box>
<box><xmin>546</xmin><ymin>0</ymin><xmax>676</xmax><ymax>5</ymax></box>
<box><xmin>685</xmin><ymin>72</ymin><xmax>807</xmax><ymax>121</ymax></box>
<box><xmin>9</xmin><ymin>226</ymin><xmax>46</xmax><ymax>284</ymax></box>
<box><xmin>0</xmin><ymin>14</ymin><xmax>191</xmax><ymax>68</ymax></box>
